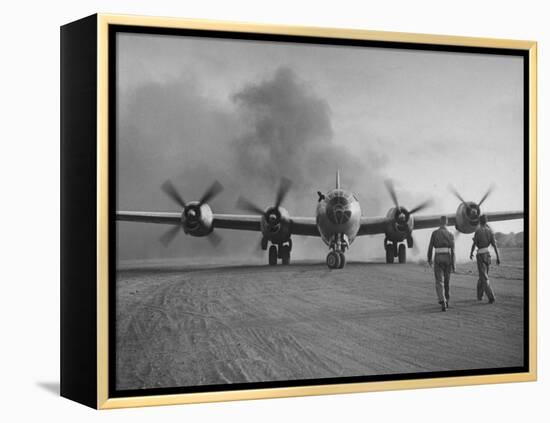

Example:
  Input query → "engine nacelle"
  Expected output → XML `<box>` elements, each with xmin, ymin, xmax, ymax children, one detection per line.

<box><xmin>385</xmin><ymin>206</ymin><xmax>414</xmax><ymax>242</ymax></box>
<box><xmin>181</xmin><ymin>201</ymin><xmax>214</xmax><ymax>237</ymax></box>
<box><xmin>455</xmin><ymin>202</ymin><xmax>481</xmax><ymax>234</ymax></box>
<box><xmin>261</xmin><ymin>206</ymin><xmax>291</xmax><ymax>244</ymax></box>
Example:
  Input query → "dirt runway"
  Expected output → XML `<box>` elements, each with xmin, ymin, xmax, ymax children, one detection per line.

<box><xmin>116</xmin><ymin>248</ymin><xmax>524</xmax><ymax>390</ymax></box>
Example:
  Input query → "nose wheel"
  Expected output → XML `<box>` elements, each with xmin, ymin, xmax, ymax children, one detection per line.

<box><xmin>326</xmin><ymin>251</ymin><xmax>346</xmax><ymax>269</ymax></box>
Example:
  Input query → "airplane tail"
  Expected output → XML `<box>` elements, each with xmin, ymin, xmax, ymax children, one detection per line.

<box><xmin>336</xmin><ymin>170</ymin><xmax>340</xmax><ymax>189</ymax></box>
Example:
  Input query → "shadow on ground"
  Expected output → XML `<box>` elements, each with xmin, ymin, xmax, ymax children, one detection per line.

<box><xmin>36</xmin><ymin>381</ymin><xmax>59</xmax><ymax>396</ymax></box>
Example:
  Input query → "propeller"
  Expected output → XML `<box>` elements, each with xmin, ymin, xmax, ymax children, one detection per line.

<box><xmin>385</xmin><ymin>179</ymin><xmax>433</xmax><ymax>226</ymax></box>
<box><xmin>236</xmin><ymin>177</ymin><xmax>293</xmax><ymax>251</ymax></box>
<box><xmin>449</xmin><ymin>184</ymin><xmax>495</xmax><ymax>220</ymax></box>
<box><xmin>236</xmin><ymin>177</ymin><xmax>293</xmax><ymax>217</ymax></box>
<box><xmin>159</xmin><ymin>179</ymin><xmax>224</xmax><ymax>247</ymax></box>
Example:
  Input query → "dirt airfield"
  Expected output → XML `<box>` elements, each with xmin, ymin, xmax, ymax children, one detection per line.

<box><xmin>116</xmin><ymin>248</ymin><xmax>524</xmax><ymax>390</ymax></box>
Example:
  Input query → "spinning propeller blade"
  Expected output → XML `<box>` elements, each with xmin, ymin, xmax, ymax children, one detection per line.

<box><xmin>478</xmin><ymin>184</ymin><xmax>495</xmax><ymax>207</ymax></box>
<box><xmin>207</xmin><ymin>231</ymin><xmax>222</xmax><ymax>247</ymax></box>
<box><xmin>236</xmin><ymin>196</ymin><xmax>265</xmax><ymax>215</ymax></box>
<box><xmin>275</xmin><ymin>177</ymin><xmax>292</xmax><ymax>208</ymax></box>
<box><xmin>449</xmin><ymin>185</ymin><xmax>467</xmax><ymax>205</ymax></box>
<box><xmin>199</xmin><ymin>180</ymin><xmax>224</xmax><ymax>205</ymax></box>
<box><xmin>161</xmin><ymin>180</ymin><xmax>186</xmax><ymax>209</ymax></box>
<box><xmin>409</xmin><ymin>199</ymin><xmax>434</xmax><ymax>215</ymax></box>
<box><xmin>159</xmin><ymin>225</ymin><xmax>181</xmax><ymax>247</ymax></box>
<box><xmin>384</xmin><ymin>179</ymin><xmax>400</xmax><ymax>209</ymax></box>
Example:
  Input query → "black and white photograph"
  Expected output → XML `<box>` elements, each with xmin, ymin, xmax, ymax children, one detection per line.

<box><xmin>113</xmin><ymin>28</ymin><xmax>527</xmax><ymax>394</ymax></box>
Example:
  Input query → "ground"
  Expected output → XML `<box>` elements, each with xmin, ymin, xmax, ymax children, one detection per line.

<box><xmin>116</xmin><ymin>248</ymin><xmax>524</xmax><ymax>390</ymax></box>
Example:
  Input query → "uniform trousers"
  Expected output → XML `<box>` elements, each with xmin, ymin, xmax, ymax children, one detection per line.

<box><xmin>434</xmin><ymin>253</ymin><xmax>452</xmax><ymax>304</ymax></box>
<box><xmin>476</xmin><ymin>252</ymin><xmax>496</xmax><ymax>301</ymax></box>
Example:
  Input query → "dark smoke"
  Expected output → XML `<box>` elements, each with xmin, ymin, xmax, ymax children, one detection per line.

<box><xmin>117</xmin><ymin>67</ymin><xmax>388</xmax><ymax>262</ymax></box>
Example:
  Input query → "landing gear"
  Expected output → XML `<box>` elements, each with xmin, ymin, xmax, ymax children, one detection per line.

<box><xmin>398</xmin><ymin>244</ymin><xmax>406</xmax><ymax>264</ymax></box>
<box><xmin>268</xmin><ymin>245</ymin><xmax>278</xmax><ymax>266</ymax></box>
<box><xmin>326</xmin><ymin>251</ymin><xmax>341</xmax><ymax>269</ymax></box>
<box><xmin>337</xmin><ymin>252</ymin><xmax>346</xmax><ymax>269</ymax></box>
<box><xmin>267</xmin><ymin>240</ymin><xmax>292</xmax><ymax>265</ymax></box>
<box><xmin>385</xmin><ymin>244</ymin><xmax>394</xmax><ymax>264</ymax></box>
<box><xmin>384</xmin><ymin>238</ymin><xmax>408</xmax><ymax>264</ymax></box>
<box><xmin>326</xmin><ymin>251</ymin><xmax>346</xmax><ymax>269</ymax></box>
<box><xmin>280</xmin><ymin>245</ymin><xmax>291</xmax><ymax>265</ymax></box>
<box><xmin>326</xmin><ymin>234</ymin><xmax>348</xmax><ymax>269</ymax></box>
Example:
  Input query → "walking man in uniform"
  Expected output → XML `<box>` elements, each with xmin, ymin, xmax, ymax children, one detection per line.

<box><xmin>427</xmin><ymin>216</ymin><xmax>455</xmax><ymax>311</ymax></box>
<box><xmin>470</xmin><ymin>215</ymin><xmax>499</xmax><ymax>304</ymax></box>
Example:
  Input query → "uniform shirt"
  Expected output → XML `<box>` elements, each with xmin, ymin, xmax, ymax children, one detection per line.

<box><xmin>473</xmin><ymin>224</ymin><xmax>495</xmax><ymax>249</ymax></box>
<box><xmin>427</xmin><ymin>226</ymin><xmax>455</xmax><ymax>260</ymax></box>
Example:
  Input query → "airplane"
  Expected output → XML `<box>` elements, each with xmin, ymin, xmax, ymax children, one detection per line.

<box><xmin>116</xmin><ymin>171</ymin><xmax>523</xmax><ymax>269</ymax></box>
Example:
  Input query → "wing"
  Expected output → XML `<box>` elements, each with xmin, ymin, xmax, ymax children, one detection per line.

<box><xmin>413</xmin><ymin>210</ymin><xmax>524</xmax><ymax>230</ymax></box>
<box><xmin>290</xmin><ymin>217</ymin><xmax>320</xmax><ymax>237</ymax></box>
<box><xmin>116</xmin><ymin>211</ymin><xmax>181</xmax><ymax>225</ymax></box>
<box><xmin>357</xmin><ymin>216</ymin><xmax>392</xmax><ymax>236</ymax></box>
<box><xmin>357</xmin><ymin>211</ymin><xmax>524</xmax><ymax>235</ymax></box>
<box><xmin>116</xmin><ymin>211</ymin><xmax>320</xmax><ymax>236</ymax></box>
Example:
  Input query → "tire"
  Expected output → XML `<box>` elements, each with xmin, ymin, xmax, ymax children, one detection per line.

<box><xmin>268</xmin><ymin>245</ymin><xmax>278</xmax><ymax>266</ymax></box>
<box><xmin>281</xmin><ymin>245</ymin><xmax>291</xmax><ymax>265</ymax></box>
<box><xmin>338</xmin><ymin>252</ymin><xmax>346</xmax><ymax>269</ymax></box>
<box><xmin>398</xmin><ymin>244</ymin><xmax>406</xmax><ymax>263</ymax></box>
<box><xmin>385</xmin><ymin>245</ymin><xmax>394</xmax><ymax>264</ymax></box>
<box><xmin>326</xmin><ymin>251</ymin><xmax>341</xmax><ymax>269</ymax></box>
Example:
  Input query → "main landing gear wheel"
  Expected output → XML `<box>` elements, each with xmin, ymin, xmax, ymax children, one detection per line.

<box><xmin>385</xmin><ymin>245</ymin><xmax>394</xmax><ymax>264</ymax></box>
<box><xmin>268</xmin><ymin>245</ymin><xmax>278</xmax><ymax>266</ymax></box>
<box><xmin>337</xmin><ymin>252</ymin><xmax>346</xmax><ymax>269</ymax></box>
<box><xmin>280</xmin><ymin>245</ymin><xmax>291</xmax><ymax>265</ymax></box>
<box><xmin>326</xmin><ymin>251</ymin><xmax>341</xmax><ymax>269</ymax></box>
<box><xmin>398</xmin><ymin>244</ymin><xmax>406</xmax><ymax>264</ymax></box>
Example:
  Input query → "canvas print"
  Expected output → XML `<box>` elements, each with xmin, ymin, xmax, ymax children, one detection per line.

<box><xmin>114</xmin><ymin>30</ymin><xmax>525</xmax><ymax>393</ymax></box>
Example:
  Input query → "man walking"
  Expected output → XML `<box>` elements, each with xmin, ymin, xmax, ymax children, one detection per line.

<box><xmin>427</xmin><ymin>216</ymin><xmax>455</xmax><ymax>311</ymax></box>
<box><xmin>470</xmin><ymin>215</ymin><xmax>499</xmax><ymax>304</ymax></box>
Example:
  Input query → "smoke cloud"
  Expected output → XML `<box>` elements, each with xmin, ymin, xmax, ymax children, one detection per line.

<box><xmin>117</xmin><ymin>67</ymin><xmax>389</xmax><ymax>263</ymax></box>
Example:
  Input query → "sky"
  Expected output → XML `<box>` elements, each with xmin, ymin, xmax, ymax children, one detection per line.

<box><xmin>115</xmin><ymin>32</ymin><xmax>524</xmax><ymax>263</ymax></box>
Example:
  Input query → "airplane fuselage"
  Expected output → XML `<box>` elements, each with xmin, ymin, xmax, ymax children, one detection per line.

<box><xmin>316</xmin><ymin>188</ymin><xmax>362</xmax><ymax>251</ymax></box>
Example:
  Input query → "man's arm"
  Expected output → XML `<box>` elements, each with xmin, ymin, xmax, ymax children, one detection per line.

<box><xmin>450</xmin><ymin>232</ymin><xmax>456</xmax><ymax>272</ymax></box>
<box><xmin>470</xmin><ymin>241</ymin><xmax>476</xmax><ymax>260</ymax></box>
<box><xmin>470</xmin><ymin>232</ymin><xmax>477</xmax><ymax>260</ymax></box>
<box><xmin>490</xmin><ymin>231</ymin><xmax>501</xmax><ymax>265</ymax></box>
<box><xmin>427</xmin><ymin>232</ymin><xmax>434</xmax><ymax>265</ymax></box>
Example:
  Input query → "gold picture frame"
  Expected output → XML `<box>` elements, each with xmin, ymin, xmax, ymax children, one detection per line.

<box><xmin>60</xmin><ymin>13</ymin><xmax>537</xmax><ymax>409</ymax></box>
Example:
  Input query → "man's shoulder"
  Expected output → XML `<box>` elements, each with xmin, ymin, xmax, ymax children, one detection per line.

<box><xmin>476</xmin><ymin>225</ymin><xmax>493</xmax><ymax>234</ymax></box>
